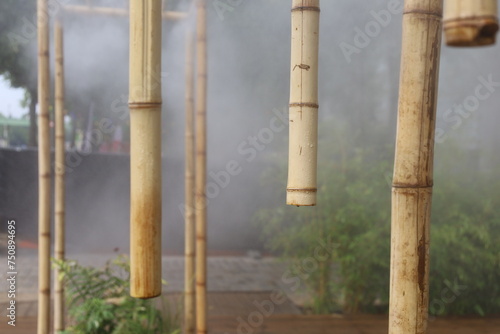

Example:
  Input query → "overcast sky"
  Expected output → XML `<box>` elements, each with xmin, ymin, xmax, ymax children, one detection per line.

<box><xmin>0</xmin><ymin>75</ymin><xmax>27</xmax><ymax>118</ymax></box>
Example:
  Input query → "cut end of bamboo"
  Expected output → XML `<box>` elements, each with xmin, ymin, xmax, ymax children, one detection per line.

<box><xmin>444</xmin><ymin>18</ymin><xmax>499</xmax><ymax>46</ymax></box>
<box><xmin>130</xmin><ymin>289</ymin><xmax>161</xmax><ymax>299</ymax></box>
<box><xmin>286</xmin><ymin>188</ymin><xmax>317</xmax><ymax>206</ymax></box>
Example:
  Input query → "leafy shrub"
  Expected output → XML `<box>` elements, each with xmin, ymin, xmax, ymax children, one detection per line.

<box><xmin>257</xmin><ymin>128</ymin><xmax>500</xmax><ymax>316</ymax></box>
<box><xmin>53</xmin><ymin>255</ymin><xmax>181</xmax><ymax>334</ymax></box>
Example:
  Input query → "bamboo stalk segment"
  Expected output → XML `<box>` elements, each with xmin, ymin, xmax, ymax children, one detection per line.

<box><xmin>184</xmin><ymin>29</ymin><xmax>196</xmax><ymax>334</ymax></box>
<box><xmin>63</xmin><ymin>5</ymin><xmax>187</xmax><ymax>20</ymax></box>
<box><xmin>54</xmin><ymin>19</ymin><xmax>66</xmax><ymax>333</ymax></box>
<box><xmin>389</xmin><ymin>1</ymin><xmax>443</xmax><ymax>334</ymax></box>
<box><xmin>195</xmin><ymin>0</ymin><xmax>208</xmax><ymax>332</ymax></box>
<box><xmin>129</xmin><ymin>0</ymin><xmax>162</xmax><ymax>299</ymax></box>
<box><xmin>286</xmin><ymin>0</ymin><xmax>320</xmax><ymax>207</ymax></box>
<box><xmin>444</xmin><ymin>0</ymin><xmax>499</xmax><ymax>46</ymax></box>
<box><xmin>37</xmin><ymin>0</ymin><xmax>51</xmax><ymax>333</ymax></box>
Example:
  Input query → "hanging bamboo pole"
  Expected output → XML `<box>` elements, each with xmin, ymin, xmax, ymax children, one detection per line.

<box><xmin>184</xmin><ymin>29</ymin><xmax>196</xmax><ymax>334</ymax></box>
<box><xmin>444</xmin><ymin>0</ymin><xmax>499</xmax><ymax>46</ymax></box>
<box><xmin>37</xmin><ymin>0</ymin><xmax>51</xmax><ymax>333</ymax></box>
<box><xmin>389</xmin><ymin>1</ymin><xmax>443</xmax><ymax>334</ymax></box>
<box><xmin>195</xmin><ymin>0</ymin><xmax>208</xmax><ymax>332</ymax></box>
<box><xmin>286</xmin><ymin>0</ymin><xmax>320</xmax><ymax>207</ymax></box>
<box><xmin>54</xmin><ymin>19</ymin><xmax>66</xmax><ymax>333</ymax></box>
<box><xmin>129</xmin><ymin>0</ymin><xmax>162</xmax><ymax>299</ymax></box>
<box><xmin>63</xmin><ymin>5</ymin><xmax>187</xmax><ymax>20</ymax></box>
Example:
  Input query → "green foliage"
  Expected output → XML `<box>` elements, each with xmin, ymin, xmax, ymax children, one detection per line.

<box><xmin>258</xmin><ymin>119</ymin><xmax>500</xmax><ymax>316</ymax></box>
<box><xmin>257</xmin><ymin>120</ymin><xmax>393</xmax><ymax>314</ymax></box>
<box><xmin>53</xmin><ymin>255</ymin><xmax>181</xmax><ymax>334</ymax></box>
<box><xmin>428</xmin><ymin>144</ymin><xmax>500</xmax><ymax>316</ymax></box>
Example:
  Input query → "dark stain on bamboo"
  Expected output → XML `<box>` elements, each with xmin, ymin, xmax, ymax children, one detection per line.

<box><xmin>417</xmin><ymin>234</ymin><xmax>426</xmax><ymax>304</ymax></box>
<box><xmin>293</xmin><ymin>64</ymin><xmax>310</xmax><ymax>71</ymax></box>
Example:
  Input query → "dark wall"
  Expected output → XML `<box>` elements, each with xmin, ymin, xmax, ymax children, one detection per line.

<box><xmin>0</xmin><ymin>148</ymin><xmax>265</xmax><ymax>254</ymax></box>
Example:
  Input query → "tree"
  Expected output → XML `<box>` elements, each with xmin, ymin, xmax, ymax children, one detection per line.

<box><xmin>0</xmin><ymin>0</ymin><xmax>38</xmax><ymax>146</ymax></box>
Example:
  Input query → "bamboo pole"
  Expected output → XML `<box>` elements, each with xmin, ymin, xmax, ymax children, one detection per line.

<box><xmin>37</xmin><ymin>0</ymin><xmax>51</xmax><ymax>333</ymax></box>
<box><xmin>184</xmin><ymin>29</ymin><xmax>196</xmax><ymax>334</ymax></box>
<box><xmin>286</xmin><ymin>0</ymin><xmax>320</xmax><ymax>207</ymax></box>
<box><xmin>54</xmin><ymin>19</ymin><xmax>66</xmax><ymax>333</ymax></box>
<box><xmin>195</xmin><ymin>0</ymin><xmax>208</xmax><ymax>332</ymax></box>
<box><xmin>129</xmin><ymin>0</ymin><xmax>162</xmax><ymax>299</ymax></box>
<box><xmin>389</xmin><ymin>1</ymin><xmax>443</xmax><ymax>334</ymax></box>
<box><xmin>63</xmin><ymin>5</ymin><xmax>187</xmax><ymax>20</ymax></box>
<box><xmin>444</xmin><ymin>0</ymin><xmax>498</xmax><ymax>46</ymax></box>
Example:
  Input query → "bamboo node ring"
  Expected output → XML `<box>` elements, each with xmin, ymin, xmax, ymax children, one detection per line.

<box><xmin>289</xmin><ymin>102</ymin><xmax>319</xmax><ymax>108</ymax></box>
<box><xmin>128</xmin><ymin>102</ymin><xmax>162</xmax><ymax>109</ymax></box>
<box><xmin>403</xmin><ymin>10</ymin><xmax>442</xmax><ymax>18</ymax></box>
<box><xmin>443</xmin><ymin>15</ymin><xmax>498</xmax><ymax>24</ymax></box>
<box><xmin>392</xmin><ymin>184</ymin><xmax>433</xmax><ymax>189</ymax></box>
<box><xmin>287</xmin><ymin>188</ymin><xmax>318</xmax><ymax>193</ymax></box>
<box><xmin>291</xmin><ymin>6</ymin><xmax>320</xmax><ymax>12</ymax></box>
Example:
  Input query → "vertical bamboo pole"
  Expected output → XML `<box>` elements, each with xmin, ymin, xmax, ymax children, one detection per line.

<box><xmin>195</xmin><ymin>0</ymin><xmax>208</xmax><ymax>333</ymax></box>
<box><xmin>444</xmin><ymin>0</ymin><xmax>499</xmax><ymax>46</ymax></box>
<box><xmin>184</xmin><ymin>29</ymin><xmax>196</xmax><ymax>334</ymax></box>
<box><xmin>389</xmin><ymin>1</ymin><xmax>443</xmax><ymax>334</ymax></box>
<box><xmin>129</xmin><ymin>0</ymin><xmax>162</xmax><ymax>299</ymax></box>
<box><xmin>37</xmin><ymin>0</ymin><xmax>51</xmax><ymax>333</ymax></box>
<box><xmin>54</xmin><ymin>19</ymin><xmax>66</xmax><ymax>333</ymax></box>
<box><xmin>287</xmin><ymin>0</ymin><xmax>320</xmax><ymax>207</ymax></box>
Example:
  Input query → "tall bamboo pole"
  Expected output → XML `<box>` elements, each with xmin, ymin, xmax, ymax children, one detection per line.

<box><xmin>389</xmin><ymin>1</ymin><xmax>443</xmax><ymax>334</ymax></box>
<box><xmin>129</xmin><ymin>0</ymin><xmax>162</xmax><ymax>299</ymax></box>
<box><xmin>54</xmin><ymin>19</ymin><xmax>66</xmax><ymax>333</ymax></box>
<box><xmin>184</xmin><ymin>29</ymin><xmax>196</xmax><ymax>334</ymax></box>
<box><xmin>195</xmin><ymin>0</ymin><xmax>208</xmax><ymax>332</ymax></box>
<box><xmin>444</xmin><ymin>0</ymin><xmax>498</xmax><ymax>46</ymax></box>
<box><xmin>286</xmin><ymin>0</ymin><xmax>320</xmax><ymax>207</ymax></box>
<box><xmin>37</xmin><ymin>0</ymin><xmax>51</xmax><ymax>332</ymax></box>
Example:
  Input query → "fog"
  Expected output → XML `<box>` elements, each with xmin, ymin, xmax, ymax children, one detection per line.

<box><xmin>3</xmin><ymin>0</ymin><xmax>500</xmax><ymax>254</ymax></box>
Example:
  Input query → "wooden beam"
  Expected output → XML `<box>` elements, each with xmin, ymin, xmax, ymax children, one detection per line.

<box><xmin>63</xmin><ymin>5</ymin><xmax>187</xmax><ymax>20</ymax></box>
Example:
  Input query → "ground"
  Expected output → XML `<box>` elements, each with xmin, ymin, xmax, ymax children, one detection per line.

<box><xmin>1</xmin><ymin>252</ymin><xmax>499</xmax><ymax>333</ymax></box>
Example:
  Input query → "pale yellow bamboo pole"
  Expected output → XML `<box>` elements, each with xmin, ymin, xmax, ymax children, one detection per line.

<box><xmin>184</xmin><ymin>28</ymin><xmax>196</xmax><ymax>334</ymax></box>
<box><xmin>129</xmin><ymin>0</ymin><xmax>162</xmax><ymax>299</ymax></box>
<box><xmin>54</xmin><ymin>19</ymin><xmax>66</xmax><ymax>333</ymax></box>
<box><xmin>286</xmin><ymin>0</ymin><xmax>320</xmax><ymax>207</ymax></box>
<box><xmin>195</xmin><ymin>0</ymin><xmax>208</xmax><ymax>332</ymax></box>
<box><xmin>63</xmin><ymin>5</ymin><xmax>187</xmax><ymax>20</ymax></box>
<box><xmin>37</xmin><ymin>0</ymin><xmax>51</xmax><ymax>333</ymax></box>
<box><xmin>444</xmin><ymin>0</ymin><xmax>498</xmax><ymax>46</ymax></box>
<box><xmin>389</xmin><ymin>1</ymin><xmax>443</xmax><ymax>334</ymax></box>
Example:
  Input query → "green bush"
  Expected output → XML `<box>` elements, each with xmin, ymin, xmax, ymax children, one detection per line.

<box><xmin>53</xmin><ymin>255</ymin><xmax>181</xmax><ymax>334</ymax></box>
<box><xmin>257</xmin><ymin>126</ymin><xmax>500</xmax><ymax>316</ymax></box>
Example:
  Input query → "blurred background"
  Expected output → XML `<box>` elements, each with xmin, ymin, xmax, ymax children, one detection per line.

<box><xmin>0</xmin><ymin>0</ymin><xmax>499</xmax><ymax>316</ymax></box>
